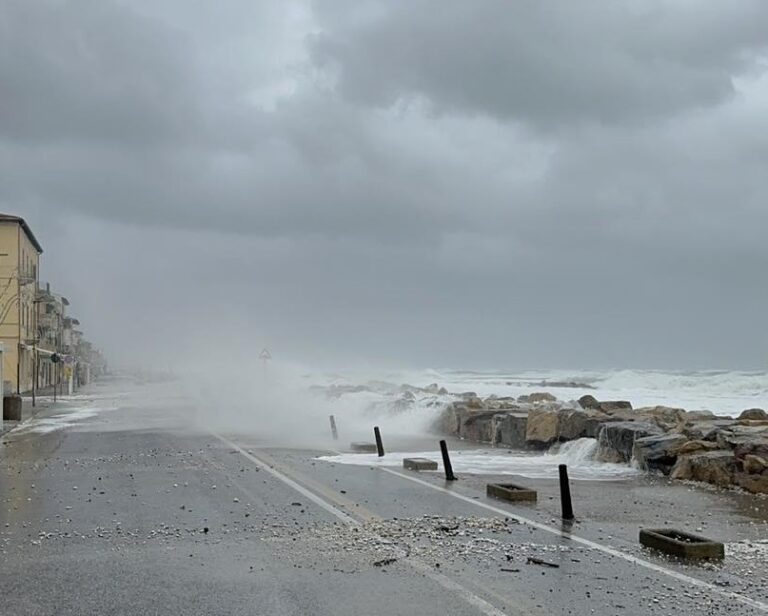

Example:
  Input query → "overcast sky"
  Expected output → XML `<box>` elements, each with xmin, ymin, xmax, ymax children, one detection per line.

<box><xmin>2</xmin><ymin>0</ymin><xmax>768</xmax><ymax>371</ymax></box>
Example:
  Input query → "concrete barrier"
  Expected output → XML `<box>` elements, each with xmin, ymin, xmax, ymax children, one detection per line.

<box><xmin>486</xmin><ymin>483</ymin><xmax>537</xmax><ymax>503</ymax></box>
<box><xmin>639</xmin><ymin>528</ymin><xmax>724</xmax><ymax>559</ymax></box>
<box><xmin>403</xmin><ymin>458</ymin><xmax>438</xmax><ymax>471</ymax></box>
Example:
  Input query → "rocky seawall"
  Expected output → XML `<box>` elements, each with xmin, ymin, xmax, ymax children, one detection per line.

<box><xmin>437</xmin><ymin>392</ymin><xmax>768</xmax><ymax>494</ymax></box>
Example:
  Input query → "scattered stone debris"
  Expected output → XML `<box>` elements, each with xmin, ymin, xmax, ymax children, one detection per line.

<box><xmin>526</xmin><ymin>556</ymin><xmax>560</xmax><ymax>568</ymax></box>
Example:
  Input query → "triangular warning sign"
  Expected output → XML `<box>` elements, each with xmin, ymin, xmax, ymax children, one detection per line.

<box><xmin>259</xmin><ymin>348</ymin><xmax>272</xmax><ymax>360</ymax></box>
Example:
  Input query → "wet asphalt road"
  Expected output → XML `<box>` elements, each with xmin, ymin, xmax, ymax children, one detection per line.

<box><xmin>1</xmin><ymin>378</ymin><xmax>767</xmax><ymax>616</ymax></box>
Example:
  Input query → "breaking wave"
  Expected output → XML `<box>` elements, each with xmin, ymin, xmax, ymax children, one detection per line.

<box><xmin>318</xmin><ymin>438</ymin><xmax>641</xmax><ymax>481</ymax></box>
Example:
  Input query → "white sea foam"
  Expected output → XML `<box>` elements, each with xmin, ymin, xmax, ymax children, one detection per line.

<box><xmin>317</xmin><ymin>438</ymin><xmax>641</xmax><ymax>480</ymax></box>
<box><xmin>18</xmin><ymin>404</ymin><xmax>120</xmax><ymax>434</ymax></box>
<box><xmin>316</xmin><ymin>367</ymin><xmax>767</xmax><ymax>417</ymax></box>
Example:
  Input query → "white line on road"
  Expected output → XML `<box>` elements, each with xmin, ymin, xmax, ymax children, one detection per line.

<box><xmin>381</xmin><ymin>467</ymin><xmax>768</xmax><ymax>613</ymax></box>
<box><xmin>211</xmin><ymin>433</ymin><xmax>356</xmax><ymax>525</ymax></box>
<box><xmin>210</xmin><ymin>433</ymin><xmax>514</xmax><ymax>616</ymax></box>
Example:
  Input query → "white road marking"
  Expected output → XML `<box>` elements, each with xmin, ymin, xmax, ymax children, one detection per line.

<box><xmin>382</xmin><ymin>467</ymin><xmax>768</xmax><ymax>613</ymax></box>
<box><xmin>211</xmin><ymin>433</ymin><xmax>513</xmax><ymax>616</ymax></box>
<box><xmin>212</xmin><ymin>433</ymin><xmax>355</xmax><ymax>525</ymax></box>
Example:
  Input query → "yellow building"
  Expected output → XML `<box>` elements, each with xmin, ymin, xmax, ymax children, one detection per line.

<box><xmin>0</xmin><ymin>214</ymin><xmax>43</xmax><ymax>394</ymax></box>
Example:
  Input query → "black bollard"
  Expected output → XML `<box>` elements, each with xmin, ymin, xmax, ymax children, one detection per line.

<box><xmin>329</xmin><ymin>415</ymin><xmax>338</xmax><ymax>440</ymax></box>
<box><xmin>558</xmin><ymin>464</ymin><xmax>574</xmax><ymax>520</ymax></box>
<box><xmin>374</xmin><ymin>426</ymin><xmax>385</xmax><ymax>457</ymax></box>
<box><xmin>439</xmin><ymin>440</ymin><xmax>457</xmax><ymax>481</ymax></box>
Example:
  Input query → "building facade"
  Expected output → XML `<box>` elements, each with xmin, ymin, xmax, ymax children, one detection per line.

<box><xmin>35</xmin><ymin>283</ymin><xmax>69</xmax><ymax>390</ymax></box>
<box><xmin>0</xmin><ymin>214</ymin><xmax>43</xmax><ymax>394</ymax></box>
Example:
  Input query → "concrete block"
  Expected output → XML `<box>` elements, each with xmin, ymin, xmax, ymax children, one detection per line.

<box><xmin>403</xmin><ymin>458</ymin><xmax>438</xmax><ymax>471</ymax></box>
<box><xmin>3</xmin><ymin>395</ymin><xmax>22</xmax><ymax>421</ymax></box>
<box><xmin>498</xmin><ymin>413</ymin><xmax>528</xmax><ymax>448</ymax></box>
<box><xmin>350</xmin><ymin>442</ymin><xmax>378</xmax><ymax>453</ymax></box>
<box><xmin>639</xmin><ymin>528</ymin><xmax>724</xmax><ymax>560</ymax></box>
<box><xmin>486</xmin><ymin>483</ymin><xmax>537</xmax><ymax>503</ymax></box>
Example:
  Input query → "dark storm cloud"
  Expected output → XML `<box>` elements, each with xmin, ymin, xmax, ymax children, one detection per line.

<box><xmin>311</xmin><ymin>1</ymin><xmax>768</xmax><ymax>128</ymax></box>
<box><xmin>0</xmin><ymin>0</ymin><xmax>200</xmax><ymax>145</ymax></box>
<box><xmin>1</xmin><ymin>0</ymin><xmax>767</xmax><ymax>368</ymax></box>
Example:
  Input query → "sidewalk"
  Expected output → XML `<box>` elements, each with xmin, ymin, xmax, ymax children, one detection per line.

<box><xmin>1</xmin><ymin>395</ymin><xmax>59</xmax><ymax>437</ymax></box>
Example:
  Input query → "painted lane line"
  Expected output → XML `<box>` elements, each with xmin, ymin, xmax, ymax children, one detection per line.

<box><xmin>382</xmin><ymin>468</ymin><xmax>768</xmax><ymax>613</ymax></box>
<box><xmin>212</xmin><ymin>433</ymin><xmax>356</xmax><ymax>525</ymax></box>
<box><xmin>406</xmin><ymin>558</ymin><xmax>511</xmax><ymax>616</ymax></box>
<box><xmin>211</xmin><ymin>433</ymin><xmax>514</xmax><ymax>616</ymax></box>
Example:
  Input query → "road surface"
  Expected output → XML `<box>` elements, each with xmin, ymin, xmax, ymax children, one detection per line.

<box><xmin>1</xmin><ymin>377</ymin><xmax>766</xmax><ymax>615</ymax></box>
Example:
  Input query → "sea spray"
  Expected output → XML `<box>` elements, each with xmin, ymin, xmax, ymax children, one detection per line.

<box><xmin>318</xmin><ymin>438</ymin><xmax>642</xmax><ymax>481</ymax></box>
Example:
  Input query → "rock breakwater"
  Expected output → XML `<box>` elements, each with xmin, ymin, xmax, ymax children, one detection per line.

<box><xmin>438</xmin><ymin>393</ymin><xmax>768</xmax><ymax>494</ymax></box>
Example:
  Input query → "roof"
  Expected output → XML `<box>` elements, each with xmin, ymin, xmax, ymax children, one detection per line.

<box><xmin>0</xmin><ymin>213</ymin><xmax>44</xmax><ymax>254</ymax></box>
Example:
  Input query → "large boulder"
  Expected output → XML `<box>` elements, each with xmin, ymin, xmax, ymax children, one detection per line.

<box><xmin>715</xmin><ymin>425</ymin><xmax>768</xmax><ymax>450</ymax></box>
<box><xmin>497</xmin><ymin>413</ymin><xmax>528</xmax><ymax>449</ymax></box>
<box><xmin>578</xmin><ymin>395</ymin><xmax>600</xmax><ymax>410</ymax></box>
<box><xmin>557</xmin><ymin>409</ymin><xmax>589</xmax><ymax>441</ymax></box>
<box><xmin>465</xmin><ymin>396</ymin><xmax>485</xmax><ymax>409</ymax></box>
<box><xmin>684</xmin><ymin>410</ymin><xmax>717</xmax><ymax>420</ymax></box>
<box><xmin>739</xmin><ymin>408</ymin><xmax>767</xmax><ymax>421</ymax></box>
<box><xmin>734</xmin><ymin>439</ymin><xmax>768</xmax><ymax>460</ymax></box>
<box><xmin>734</xmin><ymin>473</ymin><xmax>768</xmax><ymax>494</ymax></box>
<box><xmin>632</xmin><ymin>434</ymin><xmax>689</xmax><ymax>474</ymax></box>
<box><xmin>525</xmin><ymin>409</ymin><xmax>560</xmax><ymax>448</ymax></box>
<box><xmin>635</xmin><ymin>406</ymin><xmax>686</xmax><ymax>431</ymax></box>
<box><xmin>459</xmin><ymin>410</ymin><xmax>498</xmax><ymax>442</ymax></box>
<box><xmin>598</xmin><ymin>400</ymin><xmax>633</xmax><ymax>414</ymax></box>
<box><xmin>597</xmin><ymin>421</ymin><xmax>663</xmax><ymax>463</ymax></box>
<box><xmin>484</xmin><ymin>397</ymin><xmax>520</xmax><ymax>410</ymax></box>
<box><xmin>435</xmin><ymin>403</ymin><xmax>466</xmax><ymax>435</ymax></box>
<box><xmin>558</xmin><ymin>409</ymin><xmax>609</xmax><ymax>440</ymax></box>
<box><xmin>681</xmin><ymin>420</ymin><xmax>735</xmax><ymax>441</ymax></box>
<box><xmin>519</xmin><ymin>392</ymin><xmax>557</xmax><ymax>404</ymax></box>
<box><xmin>578</xmin><ymin>396</ymin><xmax>634</xmax><ymax>414</ymax></box>
<box><xmin>670</xmin><ymin>451</ymin><xmax>737</xmax><ymax>488</ymax></box>
<box><xmin>742</xmin><ymin>454</ymin><xmax>768</xmax><ymax>475</ymax></box>
<box><xmin>670</xmin><ymin>439</ymin><xmax>722</xmax><ymax>456</ymax></box>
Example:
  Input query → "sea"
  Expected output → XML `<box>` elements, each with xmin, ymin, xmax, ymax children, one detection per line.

<box><xmin>308</xmin><ymin>368</ymin><xmax>768</xmax><ymax>480</ymax></box>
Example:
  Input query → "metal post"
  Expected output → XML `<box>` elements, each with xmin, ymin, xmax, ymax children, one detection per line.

<box><xmin>558</xmin><ymin>464</ymin><xmax>574</xmax><ymax>520</ymax></box>
<box><xmin>329</xmin><ymin>415</ymin><xmax>338</xmax><ymax>440</ymax></box>
<box><xmin>32</xmin><ymin>344</ymin><xmax>36</xmax><ymax>407</ymax></box>
<box><xmin>374</xmin><ymin>426</ymin><xmax>384</xmax><ymax>457</ymax></box>
<box><xmin>439</xmin><ymin>440</ymin><xmax>457</xmax><ymax>481</ymax></box>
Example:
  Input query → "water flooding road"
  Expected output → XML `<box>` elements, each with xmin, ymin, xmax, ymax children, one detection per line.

<box><xmin>1</xmin><ymin>378</ymin><xmax>766</xmax><ymax>615</ymax></box>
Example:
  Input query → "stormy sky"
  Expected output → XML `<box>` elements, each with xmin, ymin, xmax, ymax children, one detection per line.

<box><xmin>2</xmin><ymin>0</ymin><xmax>768</xmax><ymax>370</ymax></box>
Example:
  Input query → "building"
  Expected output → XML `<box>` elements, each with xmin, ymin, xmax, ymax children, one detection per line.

<box><xmin>35</xmin><ymin>282</ymin><xmax>69</xmax><ymax>390</ymax></box>
<box><xmin>0</xmin><ymin>213</ymin><xmax>103</xmax><ymax>400</ymax></box>
<box><xmin>0</xmin><ymin>214</ymin><xmax>43</xmax><ymax>394</ymax></box>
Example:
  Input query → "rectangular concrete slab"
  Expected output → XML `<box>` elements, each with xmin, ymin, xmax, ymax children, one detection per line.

<box><xmin>403</xmin><ymin>458</ymin><xmax>438</xmax><ymax>471</ymax></box>
<box><xmin>350</xmin><ymin>442</ymin><xmax>378</xmax><ymax>453</ymax></box>
<box><xmin>639</xmin><ymin>528</ymin><xmax>724</xmax><ymax>559</ymax></box>
<box><xmin>486</xmin><ymin>483</ymin><xmax>537</xmax><ymax>502</ymax></box>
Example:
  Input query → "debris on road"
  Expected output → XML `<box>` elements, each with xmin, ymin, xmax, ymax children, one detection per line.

<box><xmin>526</xmin><ymin>556</ymin><xmax>560</xmax><ymax>568</ymax></box>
